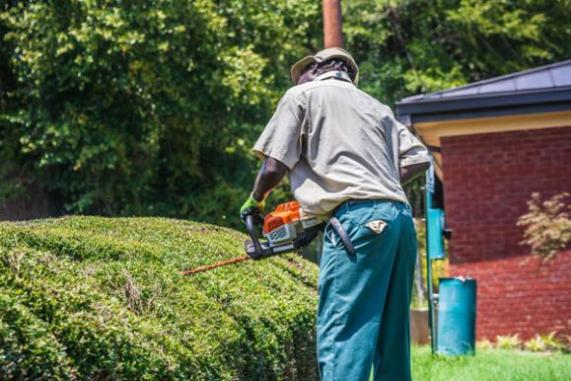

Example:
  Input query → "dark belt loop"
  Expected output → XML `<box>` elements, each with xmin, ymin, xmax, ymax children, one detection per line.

<box><xmin>329</xmin><ymin>217</ymin><xmax>357</xmax><ymax>256</ymax></box>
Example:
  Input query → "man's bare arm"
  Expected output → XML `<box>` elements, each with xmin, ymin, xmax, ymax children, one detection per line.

<box><xmin>400</xmin><ymin>161</ymin><xmax>430</xmax><ymax>186</ymax></box>
<box><xmin>251</xmin><ymin>157</ymin><xmax>288</xmax><ymax>201</ymax></box>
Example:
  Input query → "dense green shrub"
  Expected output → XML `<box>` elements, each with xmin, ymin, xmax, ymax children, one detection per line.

<box><xmin>0</xmin><ymin>217</ymin><xmax>319</xmax><ymax>380</ymax></box>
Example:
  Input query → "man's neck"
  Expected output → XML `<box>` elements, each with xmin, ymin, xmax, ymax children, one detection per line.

<box><xmin>314</xmin><ymin>70</ymin><xmax>352</xmax><ymax>83</ymax></box>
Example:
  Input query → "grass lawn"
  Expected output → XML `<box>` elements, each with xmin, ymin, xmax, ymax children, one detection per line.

<box><xmin>412</xmin><ymin>346</ymin><xmax>571</xmax><ymax>381</ymax></box>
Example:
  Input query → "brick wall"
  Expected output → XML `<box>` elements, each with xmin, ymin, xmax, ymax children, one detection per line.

<box><xmin>441</xmin><ymin>126</ymin><xmax>571</xmax><ymax>340</ymax></box>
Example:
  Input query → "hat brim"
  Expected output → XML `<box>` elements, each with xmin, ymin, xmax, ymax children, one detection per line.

<box><xmin>290</xmin><ymin>55</ymin><xmax>318</xmax><ymax>85</ymax></box>
<box><xmin>290</xmin><ymin>53</ymin><xmax>360</xmax><ymax>85</ymax></box>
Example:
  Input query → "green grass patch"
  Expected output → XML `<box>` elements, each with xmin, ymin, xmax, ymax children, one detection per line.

<box><xmin>412</xmin><ymin>346</ymin><xmax>571</xmax><ymax>381</ymax></box>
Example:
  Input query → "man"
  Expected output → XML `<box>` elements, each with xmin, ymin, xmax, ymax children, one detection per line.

<box><xmin>240</xmin><ymin>48</ymin><xmax>430</xmax><ymax>381</ymax></box>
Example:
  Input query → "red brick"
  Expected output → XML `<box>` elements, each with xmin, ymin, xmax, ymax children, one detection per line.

<box><xmin>441</xmin><ymin>126</ymin><xmax>571</xmax><ymax>340</ymax></box>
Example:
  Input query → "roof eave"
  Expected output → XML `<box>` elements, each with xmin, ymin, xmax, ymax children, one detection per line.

<box><xmin>396</xmin><ymin>87</ymin><xmax>571</xmax><ymax>126</ymax></box>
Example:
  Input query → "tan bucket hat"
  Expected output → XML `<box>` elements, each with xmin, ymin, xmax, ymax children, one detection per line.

<box><xmin>290</xmin><ymin>47</ymin><xmax>359</xmax><ymax>85</ymax></box>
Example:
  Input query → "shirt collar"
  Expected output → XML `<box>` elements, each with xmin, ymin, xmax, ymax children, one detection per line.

<box><xmin>315</xmin><ymin>70</ymin><xmax>353</xmax><ymax>83</ymax></box>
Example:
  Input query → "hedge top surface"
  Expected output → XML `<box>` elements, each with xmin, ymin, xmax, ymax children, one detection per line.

<box><xmin>0</xmin><ymin>216</ymin><xmax>319</xmax><ymax>381</ymax></box>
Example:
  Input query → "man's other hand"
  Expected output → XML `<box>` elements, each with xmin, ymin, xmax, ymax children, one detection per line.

<box><xmin>240</xmin><ymin>194</ymin><xmax>265</xmax><ymax>225</ymax></box>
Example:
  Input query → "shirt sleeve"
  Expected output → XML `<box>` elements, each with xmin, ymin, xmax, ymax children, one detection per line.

<box><xmin>396</xmin><ymin>119</ymin><xmax>430</xmax><ymax>167</ymax></box>
<box><xmin>252</xmin><ymin>91</ymin><xmax>305</xmax><ymax>170</ymax></box>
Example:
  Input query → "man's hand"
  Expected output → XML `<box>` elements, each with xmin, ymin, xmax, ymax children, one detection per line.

<box><xmin>240</xmin><ymin>194</ymin><xmax>265</xmax><ymax>224</ymax></box>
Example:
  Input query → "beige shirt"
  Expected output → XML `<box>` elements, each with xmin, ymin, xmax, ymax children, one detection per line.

<box><xmin>253</xmin><ymin>71</ymin><xmax>430</xmax><ymax>218</ymax></box>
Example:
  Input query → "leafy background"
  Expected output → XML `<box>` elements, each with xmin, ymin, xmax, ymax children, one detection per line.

<box><xmin>1</xmin><ymin>0</ymin><xmax>570</xmax><ymax>228</ymax></box>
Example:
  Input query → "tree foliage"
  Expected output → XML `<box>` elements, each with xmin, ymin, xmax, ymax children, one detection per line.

<box><xmin>0</xmin><ymin>0</ymin><xmax>319</xmax><ymax>226</ymax></box>
<box><xmin>1</xmin><ymin>1</ymin><xmax>570</xmax><ymax>226</ymax></box>
<box><xmin>344</xmin><ymin>0</ymin><xmax>571</xmax><ymax>104</ymax></box>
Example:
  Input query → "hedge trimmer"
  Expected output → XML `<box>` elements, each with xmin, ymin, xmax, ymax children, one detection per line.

<box><xmin>181</xmin><ymin>201</ymin><xmax>323</xmax><ymax>276</ymax></box>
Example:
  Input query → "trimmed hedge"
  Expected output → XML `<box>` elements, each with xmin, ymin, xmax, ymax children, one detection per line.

<box><xmin>0</xmin><ymin>217</ymin><xmax>319</xmax><ymax>380</ymax></box>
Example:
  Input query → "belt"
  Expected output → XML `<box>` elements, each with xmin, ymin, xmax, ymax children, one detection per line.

<box><xmin>333</xmin><ymin>198</ymin><xmax>408</xmax><ymax>216</ymax></box>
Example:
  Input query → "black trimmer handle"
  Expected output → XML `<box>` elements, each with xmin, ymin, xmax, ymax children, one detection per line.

<box><xmin>245</xmin><ymin>215</ymin><xmax>264</xmax><ymax>257</ymax></box>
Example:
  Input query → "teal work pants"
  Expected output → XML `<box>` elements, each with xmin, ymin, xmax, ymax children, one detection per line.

<box><xmin>317</xmin><ymin>200</ymin><xmax>417</xmax><ymax>381</ymax></box>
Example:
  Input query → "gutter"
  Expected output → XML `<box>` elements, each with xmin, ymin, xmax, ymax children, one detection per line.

<box><xmin>396</xmin><ymin>87</ymin><xmax>571</xmax><ymax>126</ymax></box>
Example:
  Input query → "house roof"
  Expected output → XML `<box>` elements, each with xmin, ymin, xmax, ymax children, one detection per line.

<box><xmin>396</xmin><ymin>60</ymin><xmax>571</xmax><ymax>125</ymax></box>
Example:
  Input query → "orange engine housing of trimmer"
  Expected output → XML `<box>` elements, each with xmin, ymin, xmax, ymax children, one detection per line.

<box><xmin>262</xmin><ymin>201</ymin><xmax>302</xmax><ymax>244</ymax></box>
<box><xmin>263</xmin><ymin>201</ymin><xmax>301</xmax><ymax>234</ymax></box>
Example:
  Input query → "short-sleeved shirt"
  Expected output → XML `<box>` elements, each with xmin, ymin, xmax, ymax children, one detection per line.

<box><xmin>253</xmin><ymin>71</ymin><xmax>430</xmax><ymax>219</ymax></box>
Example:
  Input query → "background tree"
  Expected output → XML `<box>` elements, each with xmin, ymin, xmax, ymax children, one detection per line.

<box><xmin>345</xmin><ymin>0</ymin><xmax>571</xmax><ymax>104</ymax></box>
<box><xmin>0</xmin><ymin>0</ymin><xmax>320</xmax><ymax>227</ymax></box>
<box><xmin>1</xmin><ymin>0</ymin><xmax>570</xmax><ymax>228</ymax></box>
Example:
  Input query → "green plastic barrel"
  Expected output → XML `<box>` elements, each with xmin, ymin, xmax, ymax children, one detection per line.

<box><xmin>436</xmin><ymin>278</ymin><xmax>477</xmax><ymax>355</ymax></box>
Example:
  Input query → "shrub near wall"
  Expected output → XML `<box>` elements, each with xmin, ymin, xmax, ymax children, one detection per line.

<box><xmin>0</xmin><ymin>217</ymin><xmax>319</xmax><ymax>380</ymax></box>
